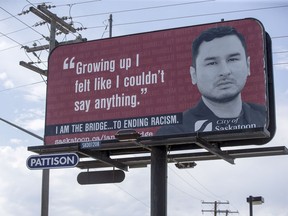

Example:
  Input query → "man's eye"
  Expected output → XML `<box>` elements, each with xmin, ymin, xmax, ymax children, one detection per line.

<box><xmin>228</xmin><ymin>58</ymin><xmax>239</xmax><ymax>62</ymax></box>
<box><xmin>206</xmin><ymin>61</ymin><xmax>217</xmax><ymax>66</ymax></box>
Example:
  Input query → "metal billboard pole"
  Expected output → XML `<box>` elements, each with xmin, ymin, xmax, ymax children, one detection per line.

<box><xmin>151</xmin><ymin>146</ymin><xmax>167</xmax><ymax>216</ymax></box>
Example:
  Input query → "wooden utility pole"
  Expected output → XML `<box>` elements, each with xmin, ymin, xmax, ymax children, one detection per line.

<box><xmin>20</xmin><ymin>4</ymin><xmax>83</xmax><ymax>216</ymax></box>
<box><xmin>20</xmin><ymin>4</ymin><xmax>86</xmax><ymax>76</ymax></box>
<box><xmin>109</xmin><ymin>14</ymin><xmax>113</xmax><ymax>38</ymax></box>
<box><xmin>202</xmin><ymin>201</ymin><xmax>239</xmax><ymax>215</ymax></box>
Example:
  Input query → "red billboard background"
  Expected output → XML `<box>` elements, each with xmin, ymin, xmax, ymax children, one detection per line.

<box><xmin>45</xmin><ymin>18</ymin><xmax>267</xmax><ymax>145</ymax></box>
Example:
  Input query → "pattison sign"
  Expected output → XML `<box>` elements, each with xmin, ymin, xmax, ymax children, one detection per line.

<box><xmin>27</xmin><ymin>153</ymin><xmax>79</xmax><ymax>170</ymax></box>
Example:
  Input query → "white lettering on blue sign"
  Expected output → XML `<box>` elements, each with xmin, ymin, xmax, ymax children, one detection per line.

<box><xmin>27</xmin><ymin>153</ymin><xmax>79</xmax><ymax>170</ymax></box>
<box><xmin>80</xmin><ymin>141</ymin><xmax>101</xmax><ymax>149</ymax></box>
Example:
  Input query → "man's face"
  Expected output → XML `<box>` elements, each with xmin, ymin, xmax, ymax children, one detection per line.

<box><xmin>190</xmin><ymin>35</ymin><xmax>250</xmax><ymax>103</ymax></box>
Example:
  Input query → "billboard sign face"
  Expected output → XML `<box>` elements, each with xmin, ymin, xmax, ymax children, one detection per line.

<box><xmin>45</xmin><ymin>18</ymin><xmax>274</xmax><ymax>146</ymax></box>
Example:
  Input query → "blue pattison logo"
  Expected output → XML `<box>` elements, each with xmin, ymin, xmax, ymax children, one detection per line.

<box><xmin>26</xmin><ymin>153</ymin><xmax>79</xmax><ymax>170</ymax></box>
<box><xmin>194</xmin><ymin>120</ymin><xmax>213</xmax><ymax>132</ymax></box>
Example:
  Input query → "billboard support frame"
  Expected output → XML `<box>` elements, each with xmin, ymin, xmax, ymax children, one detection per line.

<box><xmin>27</xmin><ymin>143</ymin><xmax>288</xmax><ymax>216</ymax></box>
<box><xmin>80</xmin><ymin>150</ymin><xmax>129</xmax><ymax>171</ymax></box>
<box><xmin>28</xmin><ymin>144</ymin><xmax>288</xmax><ymax>169</ymax></box>
<box><xmin>195</xmin><ymin>136</ymin><xmax>235</xmax><ymax>164</ymax></box>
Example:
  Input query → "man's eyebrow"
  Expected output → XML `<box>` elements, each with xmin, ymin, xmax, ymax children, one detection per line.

<box><xmin>204</xmin><ymin>56</ymin><xmax>217</xmax><ymax>62</ymax></box>
<box><xmin>228</xmin><ymin>53</ymin><xmax>241</xmax><ymax>58</ymax></box>
<box><xmin>204</xmin><ymin>53</ymin><xmax>242</xmax><ymax>61</ymax></box>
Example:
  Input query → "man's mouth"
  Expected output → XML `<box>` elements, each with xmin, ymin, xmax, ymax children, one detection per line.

<box><xmin>216</xmin><ymin>79</ymin><xmax>234</xmax><ymax>88</ymax></box>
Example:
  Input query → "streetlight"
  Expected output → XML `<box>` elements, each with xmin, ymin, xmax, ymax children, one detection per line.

<box><xmin>246</xmin><ymin>196</ymin><xmax>264</xmax><ymax>216</ymax></box>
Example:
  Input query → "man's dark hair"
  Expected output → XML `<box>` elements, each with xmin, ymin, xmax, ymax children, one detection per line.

<box><xmin>192</xmin><ymin>26</ymin><xmax>247</xmax><ymax>67</ymax></box>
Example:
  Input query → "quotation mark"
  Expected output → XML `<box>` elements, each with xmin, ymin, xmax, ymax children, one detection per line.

<box><xmin>63</xmin><ymin>57</ymin><xmax>75</xmax><ymax>70</ymax></box>
<box><xmin>141</xmin><ymin>88</ymin><xmax>148</xmax><ymax>94</ymax></box>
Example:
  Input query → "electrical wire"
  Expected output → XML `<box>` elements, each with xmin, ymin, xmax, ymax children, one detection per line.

<box><xmin>273</xmin><ymin>50</ymin><xmax>288</xmax><ymax>54</ymax></box>
<box><xmin>54</xmin><ymin>0</ymin><xmax>102</xmax><ymax>8</ymax></box>
<box><xmin>0</xmin><ymin>7</ymin><xmax>47</xmax><ymax>40</ymax></box>
<box><xmin>0</xmin><ymin>80</ymin><xmax>45</xmax><ymax>93</ymax></box>
<box><xmin>0</xmin><ymin>31</ymin><xmax>23</xmax><ymax>47</ymax></box>
<box><xmin>1</xmin><ymin>2</ymin><xmax>288</xmax><ymax>53</ymax></box>
<box><xmin>73</xmin><ymin>0</ymin><xmax>214</xmax><ymax>19</ymax></box>
<box><xmin>184</xmin><ymin>169</ymin><xmax>224</xmax><ymax>201</ymax></box>
<box><xmin>0</xmin><ymin>27</ymin><xmax>29</xmax><ymax>38</ymax></box>
<box><xmin>168</xmin><ymin>182</ymin><xmax>203</xmax><ymax>201</ymax></box>
<box><xmin>168</xmin><ymin>165</ymin><xmax>215</xmax><ymax>200</ymax></box>
<box><xmin>24</xmin><ymin>0</ymin><xmax>81</xmax><ymax>38</ymax></box>
<box><xmin>170</xmin><ymin>167</ymin><xmax>240</xmax><ymax>213</ymax></box>
<box><xmin>0</xmin><ymin>15</ymin><xmax>13</xmax><ymax>22</ymax></box>
<box><xmin>274</xmin><ymin>62</ymin><xmax>288</xmax><ymax>66</ymax></box>
<box><xmin>80</xmin><ymin>3</ymin><xmax>288</xmax><ymax>34</ymax></box>
<box><xmin>272</xmin><ymin>35</ymin><xmax>288</xmax><ymax>39</ymax></box>
<box><xmin>0</xmin><ymin>3</ymin><xmax>84</xmax><ymax>53</ymax></box>
<box><xmin>0</xmin><ymin>11</ymin><xmax>48</xmax><ymax>67</ymax></box>
<box><xmin>113</xmin><ymin>184</ymin><xmax>150</xmax><ymax>209</ymax></box>
<box><xmin>23</xmin><ymin>48</ymin><xmax>48</xmax><ymax>83</ymax></box>
<box><xmin>73</xmin><ymin>3</ymin><xmax>288</xmax><ymax>21</ymax></box>
<box><xmin>110</xmin><ymin>5</ymin><xmax>288</xmax><ymax>27</ymax></box>
<box><xmin>100</xmin><ymin>19</ymin><xmax>109</xmax><ymax>38</ymax></box>
<box><xmin>0</xmin><ymin>36</ymin><xmax>46</xmax><ymax>52</ymax></box>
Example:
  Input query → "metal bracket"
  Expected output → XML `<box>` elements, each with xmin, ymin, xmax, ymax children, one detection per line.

<box><xmin>195</xmin><ymin>136</ymin><xmax>235</xmax><ymax>164</ymax></box>
<box><xmin>80</xmin><ymin>150</ymin><xmax>129</xmax><ymax>171</ymax></box>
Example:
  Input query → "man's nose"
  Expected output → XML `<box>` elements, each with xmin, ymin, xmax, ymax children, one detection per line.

<box><xmin>219</xmin><ymin>61</ymin><xmax>232</xmax><ymax>76</ymax></box>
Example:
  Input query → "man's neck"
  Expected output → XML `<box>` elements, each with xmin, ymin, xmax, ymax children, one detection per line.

<box><xmin>202</xmin><ymin>95</ymin><xmax>242</xmax><ymax>118</ymax></box>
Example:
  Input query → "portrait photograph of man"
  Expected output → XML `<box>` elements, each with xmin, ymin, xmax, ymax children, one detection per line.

<box><xmin>157</xmin><ymin>24</ymin><xmax>267</xmax><ymax>136</ymax></box>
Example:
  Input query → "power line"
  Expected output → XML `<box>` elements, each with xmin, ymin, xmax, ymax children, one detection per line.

<box><xmin>113</xmin><ymin>184</ymin><xmax>150</xmax><ymax>209</ymax></box>
<box><xmin>274</xmin><ymin>62</ymin><xmax>288</xmax><ymax>66</ymax></box>
<box><xmin>23</xmin><ymin>49</ymin><xmax>48</xmax><ymax>75</ymax></box>
<box><xmin>168</xmin><ymin>182</ymin><xmax>202</xmax><ymax>201</ymax></box>
<box><xmin>83</xmin><ymin>5</ymin><xmax>288</xmax><ymax>33</ymax></box>
<box><xmin>1</xmin><ymin>2</ymin><xmax>288</xmax><ymax>53</ymax></box>
<box><xmin>169</xmin><ymin>165</ymin><xmax>241</xmax><ymax>212</ymax></box>
<box><xmin>0</xmin><ymin>0</ymin><xmax>82</xmax><ymax>51</ymax></box>
<box><xmin>0</xmin><ymin>36</ymin><xmax>47</xmax><ymax>52</ymax></box>
<box><xmin>75</xmin><ymin>4</ymin><xmax>288</xmax><ymax>23</ymax></box>
<box><xmin>54</xmin><ymin>0</ymin><xmax>102</xmax><ymax>8</ymax></box>
<box><xmin>0</xmin><ymin>27</ymin><xmax>29</xmax><ymax>38</ymax></box>
<box><xmin>272</xmin><ymin>35</ymin><xmax>288</xmax><ymax>39</ymax></box>
<box><xmin>73</xmin><ymin>0</ymin><xmax>214</xmax><ymax>19</ymax></box>
<box><xmin>273</xmin><ymin>50</ymin><xmax>288</xmax><ymax>54</ymax></box>
<box><xmin>168</xmin><ymin>165</ymin><xmax>215</xmax><ymax>200</ymax></box>
<box><xmin>0</xmin><ymin>80</ymin><xmax>45</xmax><ymax>93</ymax></box>
<box><xmin>0</xmin><ymin>7</ymin><xmax>47</xmax><ymax>39</ymax></box>
<box><xmin>0</xmin><ymin>30</ymin><xmax>23</xmax><ymax>47</ymax></box>
<box><xmin>185</xmin><ymin>169</ymin><xmax>224</xmax><ymax>201</ymax></box>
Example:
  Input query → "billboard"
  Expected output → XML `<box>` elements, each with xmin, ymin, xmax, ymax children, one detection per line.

<box><xmin>45</xmin><ymin>18</ymin><xmax>274</xmax><ymax>146</ymax></box>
